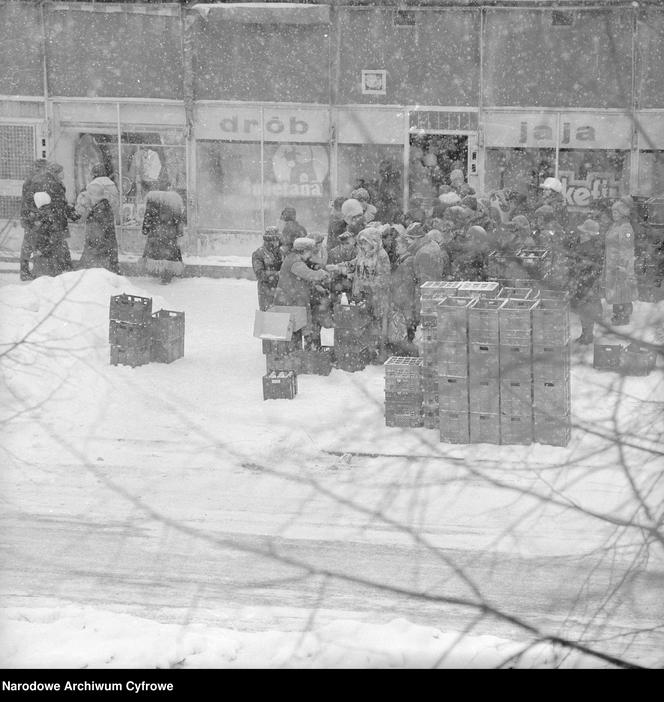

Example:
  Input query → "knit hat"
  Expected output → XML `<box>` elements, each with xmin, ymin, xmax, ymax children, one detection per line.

<box><xmin>292</xmin><ymin>237</ymin><xmax>315</xmax><ymax>251</ymax></box>
<box><xmin>341</xmin><ymin>198</ymin><xmax>364</xmax><ymax>223</ymax></box>
<box><xmin>351</xmin><ymin>187</ymin><xmax>370</xmax><ymax>203</ymax></box>
<box><xmin>404</xmin><ymin>222</ymin><xmax>425</xmax><ymax>239</ymax></box>
<box><xmin>439</xmin><ymin>191</ymin><xmax>461</xmax><ymax>206</ymax></box>
<box><xmin>264</xmin><ymin>226</ymin><xmax>280</xmax><ymax>239</ymax></box>
<box><xmin>577</xmin><ymin>219</ymin><xmax>600</xmax><ymax>236</ymax></box>
<box><xmin>33</xmin><ymin>191</ymin><xmax>51</xmax><ymax>209</ymax></box>
<box><xmin>281</xmin><ymin>206</ymin><xmax>297</xmax><ymax>221</ymax></box>
<box><xmin>540</xmin><ymin>177</ymin><xmax>563</xmax><ymax>194</ymax></box>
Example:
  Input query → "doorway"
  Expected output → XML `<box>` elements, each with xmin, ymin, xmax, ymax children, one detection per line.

<box><xmin>408</xmin><ymin>133</ymin><xmax>468</xmax><ymax>210</ymax></box>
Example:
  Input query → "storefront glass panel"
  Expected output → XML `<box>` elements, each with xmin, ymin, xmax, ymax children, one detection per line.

<box><xmin>484</xmin><ymin>147</ymin><xmax>556</xmax><ymax>197</ymax></box>
<box><xmin>558</xmin><ymin>149</ymin><xmax>630</xmax><ymax>207</ymax></box>
<box><xmin>638</xmin><ymin>151</ymin><xmax>664</xmax><ymax>198</ymax></box>
<box><xmin>337</xmin><ymin>144</ymin><xmax>403</xmax><ymax>207</ymax></box>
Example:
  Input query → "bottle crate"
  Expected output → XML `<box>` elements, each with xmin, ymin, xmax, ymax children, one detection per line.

<box><xmin>420</xmin><ymin>313</ymin><xmax>437</xmax><ymax>328</ymax></box>
<box><xmin>538</xmin><ymin>289</ymin><xmax>570</xmax><ymax>301</ymax></box>
<box><xmin>532</xmin><ymin>344</ymin><xmax>570</xmax><ymax>378</ymax></box>
<box><xmin>533</xmin><ymin>376</ymin><xmax>570</xmax><ymax>416</ymax></box>
<box><xmin>532</xmin><ymin>298</ymin><xmax>570</xmax><ymax>345</ymax></box>
<box><xmin>266</xmin><ymin>352</ymin><xmax>303</xmax><ymax>374</ymax></box>
<box><xmin>422</xmin><ymin>401</ymin><xmax>439</xmax><ymax>430</ymax></box>
<box><xmin>262</xmin><ymin>330</ymin><xmax>302</xmax><ymax>355</ymax></box>
<box><xmin>421</xmin><ymin>290</ymin><xmax>454</xmax><ymax>317</ymax></box>
<box><xmin>593</xmin><ymin>344</ymin><xmax>622</xmax><ymax>371</ymax></box>
<box><xmin>468</xmin><ymin>342</ymin><xmax>500</xmax><ymax>379</ymax></box>
<box><xmin>385</xmin><ymin>389</ymin><xmax>423</xmax><ymax>405</ymax></box>
<box><xmin>333</xmin><ymin>301</ymin><xmax>370</xmax><ymax>330</ymax></box>
<box><xmin>421</xmin><ymin>325</ymin><xmax>439</xmax><ymax>343</ymax></box>
<box><xmin>420</xmin><ymin>281</ymin><xmax>461</xmax><ymax>296</ymax></box>
<box><xmin>334</xmin><ymin>326</ymin><xmax>372</xmax><ymax>348</ymax></box>
<box><xmin>499</xmin><ymin>343</ymin><xmax>532</xmax><ymax>381</ymax></box>
<box><xmin>300</xmin><ymin>348</ymin><xmax>333</xmax><ymax>376</ymax></box>
<box><xmin>437</xmin><ymin>342</ymin><xmax>469</xmax><ymax>378</ymax></box>
<box><xmin>469</xmin><ymin>377</ymin><xmax>500</xmax><ymax>414</ymax></box>
<box><xmin>439</xmin><ymin>410</ymin><xmax>470</xmax><ymax>444</ymax></box>
<box><xmin>385</xmin><ymin>402</ymin><xmax>424</xmax><ymax>428</ymax></box>
<box><xmin>533</xmin><ymin>411</ymin><xmax>571</xmax><ymax>447</ymax></box>
<box><xmin>497</xmin><ymin>286</ymin><xmax>534</xmax><ymax>300</ymax></box>
<box><xmin>109</xmin><ymin>319</ymin><xmax>151</xmax><ymax>347</ymax></box>
<box><xmin>469</xmin><ymin>412</ymin><xmax>501</xmax><ymax>445</ymax></box>
<box><xmin>262</xmin><ymin>370</ymin><xmax>297</xmax><ymax>400</ymax></box>
<box><xmin>110</xmin><ymin>343</ymin><xmax>151</xmax><ymax>368</ymax></box>
<box><xmin>620</xmin><ymin>343</ymin><xmax>657</xmax><ymax>376</ymax></box>
<box><xmin>109</xmin><ymin>293</ymin><xmax>152</xmax><ymax>325</ymax></box>
<box><xmin>500</xmin><ymin>378</ymin><xmax>532</xmax><ymax>416</ymax></box>
<box><xmin>436</xmin><ymin>297</ymin><xmax>473</xmax><ymax>342</ymax></box>
<box><xmin>438</xmin><ymin>376</ymin><xmax>469</xmax><ymax>412</ymax></box>
<box><xmin>151</xmin><ymin>336</ymin><xmax>185</xmax><ymax>364</ymax></box>
<box><xmin>499</xmin><ymin>298</ymin><xmax>538</xmax><ymax>345</ymax></box>
<box><xmin>151</xmin><ymin>309</ymin><xmax>185</xmax><ymax>343</ymax></box>
<box><xmin>515</xmin><ymin>248</ymin><xmax>551</xmax><ymax>278</ymax></box>
<box><xmin>500</xmin><ymin>413</ymin><xmax>533</xmax><ymax>445</ymax></box>
<box><xmin>384</xmin><ymin>356</ymin><xmax>423</xmax><ymax>393</ymax></box>
<box><xmin>456</xmin><ymin>281</ymin><xmax>501</xmax><ymax>298</ymax></box>
<box><xmin>422</xmin><ymin>387</ymin><xmax>439</xmax><ymax>405</ymax></box>
<box><xmin>336</xmin><ymin>346</ymin><xmax>370</xmax><ymax>372</ymax></box>
<box><xmin>468</xmin><ymin>298</ymin><xmax>505</xmax><ymax>344</ymax></box>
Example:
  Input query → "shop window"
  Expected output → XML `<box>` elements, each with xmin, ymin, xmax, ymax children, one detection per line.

<box><xmin>484</xmin><ymin>148</ymin><xmax>556</xmax><ymax>198</ymax></box>
<box><xmin>196</xmin><ymin>141</ymin><xmax>262</xmax><ymax>231</ymax></box>
<box><xmin>0</xmin><ymin>124</ymin><xmax>36</xmax><ymax>219</ymax></box>
<box><xmin>637</xmin><ymin>151</ymin><xmax>664</xmax><ymax>198</ymax></box>
<box><xmin>338</xmin><ymin>144</ymin><xmax>403</xmax><ymax>221</ymax></box>
<box><xmin>558</xmin><ymin>149</ymin><xmax>630</xmax><ymax>206</ymax></box>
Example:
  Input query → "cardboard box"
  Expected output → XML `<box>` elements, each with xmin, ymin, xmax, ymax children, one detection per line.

<box><xmin>253</xmin><ymin>310</ymin><xmax>294</xmax><ymax>341</ymax></box>
<box><xmin>268</xmin><ymin>305</ymin><xmax>308</xmax><ymax>331</ymax></box>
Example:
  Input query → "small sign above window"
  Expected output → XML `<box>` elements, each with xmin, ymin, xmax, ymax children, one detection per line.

<box><xmin>361</xmin><ymin>70</ymin><xmax>387</xmax><ymax>96</ymax></box>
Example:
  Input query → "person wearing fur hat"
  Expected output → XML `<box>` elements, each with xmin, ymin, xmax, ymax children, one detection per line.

<box><xmin>604</xmin><ymin>199</ymin><xmax>637</xmax><ymax>325</ymax></box>
<box><xmin>75</xmin><ymin>167</ymin><xmax>120</xmax><ymax>274</ymax></box>
<box><xmin>327</xmin><ymin>196</ymin><xmax>347</xmax><ymax>252</ymax></box>
<box><xmin>251</xmin><ymin>226</ymin><xmax>283</xmax><ymax>311</ymax></box>
<box><xmin>340</xmin><ymin>197</ymin><xmax>366</xmax><ymax>241</ymax></box>
<box><xmin>141</xmin><ymin>189</ymin><xmax>185</xmax><ymax>284</ymax></box>
<box><xmin>274</xmin><ymin>237</ymin><xmax>331</xmax><ymax>346</ymax></box>
<box><xmin>278</xmin><ymin>205</ymin><xmax>308</xmax><ymax>255</ymax></box>
<box><xmin>387</xmin><ymin>233</ymin><xmax>419</xmax><ymax>356</ymax></box>
<box><xmin>568</xmin><ymin>219</ymin><xmax>604</xmax><ymax>344</ymax></box>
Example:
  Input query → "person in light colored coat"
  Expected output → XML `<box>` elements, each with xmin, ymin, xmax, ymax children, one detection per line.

<box><xmin>604</xmin><ymin>199</ymin><xmax>638</xmax><ymax>325</ymax></box>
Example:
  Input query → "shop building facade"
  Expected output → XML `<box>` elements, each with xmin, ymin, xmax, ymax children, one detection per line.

<box><xmin>1</xmin><ymin>0</ymin><xmax>663</xmax><ymax>256</ymax></box>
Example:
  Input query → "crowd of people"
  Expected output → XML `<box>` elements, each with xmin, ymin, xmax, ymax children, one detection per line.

<box><xmin>254</xmin><ymin>173</ymin><xmax>647</xmax><ymax>361</ymax></box>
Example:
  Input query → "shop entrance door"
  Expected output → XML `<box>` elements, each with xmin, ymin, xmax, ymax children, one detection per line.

<box><xmin>408</xmin><ymin>133</ymin><xmax>469</xmax><ymax>210</ymax></box>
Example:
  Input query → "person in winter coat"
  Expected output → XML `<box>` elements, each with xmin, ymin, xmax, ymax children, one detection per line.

<box><xmin>30</xmin><ymin>192</ymin><xmax>70</xmax><ymax>278</ymax></box>
<box><xmin>327</xmin><ymin>197</ymin><xmax>347</xmax><ymax>252</ymax></box>
<box><xmin>534</xmin><ymin>204</ymin><xmax>570</xmax><ymax>289</ymax></box>
<box><xmin>340</xmin><ymin>198</ymin><xmax>366</xmax><ymax>240</ymax></box>
<box><xmin>604</xmin><ymin>199</ymin><xmax>638</xmax><ymax>326</ymax></box>
<box><xmin>141</xmin><ymin>189</ymin><xmax>185</xmax><ymax>284</ymax></box>
<box><xmin>75</xmin><ymin>166</ymin><xmax>120</xmax><ymax>273</ymax></box>
<box><xmin>451</xmin><ymin>225</ymin><xmax>490</xmax><ymax>281</ymax></box>
<box><xmin>278</xmin><ymin>206</ymin><xmax>308</xmax><ymax>255</ymax></box>
<box><xmin>535</xmin><ymin>177</ymin><xmax>568</xmax><ymax>229</ymax></box>
<box><xmin>273</xmin><ymin>237</ymin><xmax>330</xmax><ymax>347</ymax></box>
<box><xmin>568</xmin><ymin>219</ymin><xmax>604</xmax><ymax>344</ymax></box>
<box><xmin>251</xmin><ymin>226</ymin><xmax>283</xmax><ymax>311</ymax></box>
<box><xmin>406</xmin><ymin>222</ymin><xmax>446</xmax><ymax>286</ymax></box>
<box><xmin>20</xmin><ymin>160</ymin><xmax>78</xmax><ymax>280</ymax></box>
<box><xmin>387</xmin><ymin>234</ymin><xmax>419</xmax><ymax>356</ymax></box>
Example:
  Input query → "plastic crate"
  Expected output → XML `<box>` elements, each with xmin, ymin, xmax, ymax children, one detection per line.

<box><xmin>533</xmin><ymin>376</ymin><xmax>570</xmax><ymax>416</ymax></box>
<box><xmin>499</xmin><ymin>298</ymin><xmax>538</xmax><ymax>344</ymax></box>
<box><xmin>499</xmin><ymin>343</ymin><xmax>532</xmax><ymax>380</ymax></box>
<box><xmin>593</xmin><ymin>344</ymin><xmax>622</xmax><ymax>371</ymax></box>
<box><xmin>468</xmin><ymin>342</ymin><xmax>500</xmax><ymax>379</ymax></box>
<box><xmin>533</xmin><ymin>411</ymin><xmax>571</xmax><ymax>447</ymax></box>
<box><xmin>469</xmin><ymin>412</ymin><xmax>501</xmax><ymax>445</ymax></box>
<box><xmin>500</xmin><ymin>378</ymin><xmax>532</xmax><ymax>415</ymax></box>
<box><xmin>515</xmin><ymin>248</ymin><xmax>551</xmax><ymax>278</ymax></box>
<box><xmin>151</xmin><ymin>309</ymin><xmax>185</xmax><ymax>343</ymax></box>
<box><xmin>262</xmin><ymin>370</ymin><xmax>297</xmax><ymax>400</ymax></box>
<box><xmin>336</xmin><ymin>347</ymin><xmax>370</xmax><ymax>372</ymax></box>
<box><xmin>497</xmin><ymin>286</ymin><xmax>534</xmax><ymax>300</ymax></box>
<box><xmin>532</xmin><ymin>298</ymin><xmax>570</xmax><ymax>345</ymax></box>
<box><xmin>420</xmin><ymin>281</ymin><xmax>461</xmax><ymax>296</ymax></box>
<box><xmin>420</xmin><ymin>339</ymin><xmax>440</xmax><ymax>369</ymax></box>
<box><xmin>538</xmin><ymin>289</ymin><xmax>570</xmax><ymax>301</ymax></box>
<box><xmin>333</xmin><ymin>301</ymin><xmax>370</xmax><ymax>330</ymax></box>
<box><xmin>469</xmin><ymin>377</ymin><xmax>500</xmax><ymax>414</ymax></box>
<box><xmin>468</xmin><ymin>298</ymin><xmax>505</xmax><ymax>344</ymax></box>
<box><xmin>385</xmin><ymin>389</ymin><xmax>424</xmax><ymax>404</ymax></box>
<box><xmin>262</xmin><ymin>331</ymin><xmax>302</xmax><ymax>355</ymax></box>
<box><xmin>384</xmin><ymin>356</ymin><xmax>424</xmax><ymax>393</ymax></box>
<box><xmin>439</xmin><ymin>410</ymin><xmax>470</xmax><ymax>444</ymax></box>
<box><xmin>436</xmin><ymin>296</ymin><xmax>473</xmax><ymax>342</ymax></box>
<box><xmin>421</xmin><ymin>290</ymin><xmax>455</xmax><ymax>316</ymax></box>
<box><xmin>500</xmin><ymin>413</ymin><xmax>533</xmax><ymax>445</ymax></box>
<box><xmin>334</xmin><ymin>326</ymin><xmax>372</xmax><ymax>348</ymax></box>
<box><xmin>438</xmin><ymin>376</ymin><xmax>469</xmax><ymax>412</ymax></box>
<box><xmin>437</xmin><ymin>342</ymin><xmax>469</xmax><ymax>377</ymax></box>
<box><xmin>422</xmin><ymin>402</ymin><xmax>439</xmax><ymax>430</ymax></box>
<box><xmin>300</xmin><ymin>348</ymin><xmax>333</xmax><ymax>376</ymax></box>
<box><xmin>456</xmin><ymin>281</ymin><xmax>501</xmax><ymax>298</ymax></box>
<box><xmin>620</xmin><ymin>343</ymin><xmax>657</xmax><ymax>376</ymax></box>
<box><xmin>109</xmin><ymin>319</ymin><xmax>151</xmax><ymax>347</ymax></box>
<box><xmin>110</xmin><ymin>344</ymin><xmax>151</xmax><ymax>368</ymax></box>
<box><xmin>532</xmin><ymin>344</ymin><xmax>570</xmax><ymax>378</ymax></box>
<box><xmin>151</xmin><ymin>336</ymin><xmax>184</xmax><ymax>364</ymax></box>
<box><xmin>385</xmin><ymin>402</ymin><xmax>423</xmax><ymax>428</ymax></box>
<box><xmin>109</xmin><ymin>294</ymin><xmax>152</xmax><ymax>325</ymax></box>
<box><xmin>266</xmin><ymin>351</ymin><xmax>303</xmax><ymax>373</ymax></box>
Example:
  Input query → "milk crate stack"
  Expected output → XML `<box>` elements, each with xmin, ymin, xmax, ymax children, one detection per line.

<box><xmin>384</xmin><ymin>356</ymin><xmax>424</xmax><ymax>427</ymax></box>
<box><xmin>487</xmin><ymin>248</ymin><xmax>551</xmax><ymax>289</ymax></box>
<box><xmin>109</xmin><ymin>294</ymin><xmax>185</xmax><ymax>367</ymax></box>
<box><xmin>333</xmin><ymin>299</ymin><xmax>372</xmax><ymax>372</ymax></box>
<box><xmin>593</xmin><ymin>342</ymin><xmax>657</xmax><ymax>376</ymax></box>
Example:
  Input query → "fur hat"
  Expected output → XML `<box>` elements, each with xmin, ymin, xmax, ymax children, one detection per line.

<box><xmin>281</xmin><ymin>206</ymin><xmax>297</xmax><ymax>221</ymax></box>
<box><xmin>577</xmin><ymin>219</ymin><xmax>600</xmax><ymax>236</ymax></box>
<box><xmin>351</xmin><ymin>187</ymin><xmax>370</xmax><ymax>203</ymax></box>
<box><xmin>33</xmin><ymin>191</ymin><xmax>51</xmax><ymax>209</ymax></box>
<box><xmin>439</xmin><ymin>192</ymin><xmax>461</xmax><ymax>206</ymax></box>
<box><xmin>540</xmin><ymin>177</ymin><xmax>563</xmax><ymax>194</ymax></box>
<box><xmin>338</xmin><ymin>230</ymin><xmax>355</xmax><ymax>241</ymax></box>
<box><xmin>341</xmin><ymin>198</ymin><xmax>364</xmax><ymax>223</ymax></box>
<box><xmin>292</xmin><ymin>237</ymin><xmax>315</xmax><ymax>251</ymax></box>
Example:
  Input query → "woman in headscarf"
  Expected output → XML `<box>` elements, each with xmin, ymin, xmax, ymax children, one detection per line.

<box><xmin>604</xmin><ymin>199</ymin><xmax>638</xmax><ymax>326</ymax></box>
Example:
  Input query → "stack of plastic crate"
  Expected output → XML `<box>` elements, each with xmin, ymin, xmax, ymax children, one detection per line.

<box><xmin>109</xmin><ymin>294</ymin><xmax>152</xmax><ymax>367</ymax></box>
<box><xmin>150</xmin><ymin>309</ymin><xmax>185</xmax><ymax>364</ymax></box>
<box><xmin>467</xmin><ymin>298</ymin><xmax>505</xmax><ymax>444</ymax></box>
<box><xmin>264</xmin><ymin>331</ymin><xmax>303</xmax><ymax>373</ymax></box>
<box><xmin>454</xmin><ymin>281</ymin><xmax>501</xmax><ymax>300</ymax></box>
<box><xmin>384</xmin><ymin>356</ymin><xmax>424</xmax><ymax>428</ymax></box>
<box><xmin>515</xmin><ymin>248</ymin><xmax>551</xmax><ymax>287</ymax></box>
<box><xmin>498</xmin><ymin>298</ymin><xmax>539</xmax><ymax>445</ymax></box>
<box><xmin>333</xmin><ymin>300</ymin><xmax>371</xmax><ymax>372</ymax></box>
<box><xmin>532</xmin><ymin>296</ymin><xmax>571</xmax><ymax>446</ymax></box>
<box><xmin>437</xmin><ymin>297</ymin><xmax>474</xmax><ymax>443</ymax></box>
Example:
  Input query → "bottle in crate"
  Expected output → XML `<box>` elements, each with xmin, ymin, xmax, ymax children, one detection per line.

<box><xmin>335</xmin><ymin>346</ymin><xmax>370</xmax><ymax>372</ymax></box>
<box><xmin>384</xmin><ymin>356</ymin><xmax>424</xmax><ymax>394</ymax></box>
<box><xmin>262</xmin><ymin>370</ymin><xmax>298</xmax><ymax>400</ymax></box>
<box><xmin>333</xmin><ymin>300</ymin><xmax>370</xmax><ymax>330</ymax></box>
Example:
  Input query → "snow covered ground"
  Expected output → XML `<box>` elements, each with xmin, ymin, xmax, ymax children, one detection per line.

<box><xmin>0</xmin><ymin>269</ymin><xmax>662</xmax><ymax>669</ymax></box>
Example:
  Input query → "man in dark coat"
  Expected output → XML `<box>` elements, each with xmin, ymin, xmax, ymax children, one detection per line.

<box><xmin>327</xmin><ymin>197</ymin><xmax>347</xmax><ymax>252</ymax></box>
<box><xmin>251</xmin><ymin>226</ymin><xmax>283</xmax><ymax>310</ymax></box>
<box><xmin>327</xmin><ymin>229</ymin><xmax>356</xmax><ymax>306</ymax></box>
<box><xmin>279</xmin><ymin>206</ymin><xmax>308</xmax><ymax>255</ymax></box>
<box><xmin>568</xmin><ymin>219</ymin><xmax>604</xmax><ymax>344</ymax></box>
